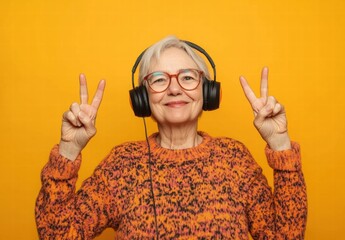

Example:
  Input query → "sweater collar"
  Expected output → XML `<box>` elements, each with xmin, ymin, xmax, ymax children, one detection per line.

<box><xmin>147</xmin><ymin>131</ymin><xmax>212</xmax><ymax>163</ymax></box>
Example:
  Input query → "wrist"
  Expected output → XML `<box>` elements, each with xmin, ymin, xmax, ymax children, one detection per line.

<box><xmin>266</xmin><ymin>132</ymin><xmax>291</xmax><ymax>151</ymax></box>
<box><xmin>59</xmin><ymin>140</ymin><xmax>82</xmax><ymax>161</ymax></box>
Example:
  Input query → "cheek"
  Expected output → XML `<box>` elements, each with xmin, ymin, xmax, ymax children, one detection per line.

<box><xmin>186</xmin><ymin>86</ymin><xmax>203</xmax><ymax>103</ymax></box>
<box><xmin>148</xmin><ymin>91</ymin><xmax>164</xmax><ymax>104</ymax></box>
<box><xmin>194</xmin><ymin>87</ymin><xmax>204</xmax><ymax>112</ymax></box>
<box><xmin>148</xmin><ymin>92</ymin><xmax>165</xmax><ymax>117</ymax></box>
<box><xmin>148</xmin><ymin>93</ymin><xmax>165</xmax><ymax>121</ymax></box>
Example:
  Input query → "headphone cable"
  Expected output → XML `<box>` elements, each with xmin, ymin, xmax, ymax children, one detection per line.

<box><xmin>143</xmin><ymin>117</ymin><xmax>159</xmax><ymax>240</ymax></box>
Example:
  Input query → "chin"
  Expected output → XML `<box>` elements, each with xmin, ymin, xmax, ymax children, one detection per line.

<box><xmin>151</xmin><ymin>105</ymin><xmax>203</xmax><ymax>125</ymax></box>
<box><xmin>154</xmin><ymin>112</ymin><xmax>202</xmax><ymax>126</ymax></box>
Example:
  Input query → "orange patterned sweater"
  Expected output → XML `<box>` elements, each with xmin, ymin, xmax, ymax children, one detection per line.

<box><xmin>35</xmin><ymin>132</ymin><xmax>307</xmax><ymax>239</ymax></box>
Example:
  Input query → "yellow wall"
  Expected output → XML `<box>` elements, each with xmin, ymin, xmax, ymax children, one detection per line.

<box><xmin>1</xmin><ymin>0</ymin><xmax>344</xmax><ymax>239</ymax></box>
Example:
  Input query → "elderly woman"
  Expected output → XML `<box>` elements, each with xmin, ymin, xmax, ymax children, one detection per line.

<box><xmin>35</xmin><ymin>36</ymin><xmax>307</xmax><ymax>239</ymax></box>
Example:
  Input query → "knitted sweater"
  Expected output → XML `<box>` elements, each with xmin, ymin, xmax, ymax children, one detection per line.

<box><xmin>35</xmin><ymin>132</ymin><xmax>307</xmax><ymax>239</ymax></box>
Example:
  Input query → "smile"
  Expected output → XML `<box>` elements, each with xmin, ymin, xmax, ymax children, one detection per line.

<box><xmin>164</xmin><ymin>101</ymin><xmax>188</xmax><ymax>108</ymax></box>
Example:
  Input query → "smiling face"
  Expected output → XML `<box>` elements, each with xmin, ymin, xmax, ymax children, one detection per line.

<box><xmin>147</xmin><ymin>47</ymin><xmax>203</xmax><ymax>126</ymax></box>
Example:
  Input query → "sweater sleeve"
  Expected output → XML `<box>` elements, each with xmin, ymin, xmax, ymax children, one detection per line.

<box><xmin>245</xmin><ymin>142</ymin><xmax>307</xmax><ymax>240</ymax></box>
<box><xmin>35</xmin><ymin>145</ymin><xmax>115</xmax><ymax>240</ymax></box>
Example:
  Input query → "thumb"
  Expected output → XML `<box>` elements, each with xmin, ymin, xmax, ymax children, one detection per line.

<box><xmin>78</xmin><ymin>111</ymin><xmax>97</xmax><ymax>137</ymax></box>
<box><xmin>254</xmin><ymin>104</ymin><xmax>273</xmax><ymax>127</ymax></box>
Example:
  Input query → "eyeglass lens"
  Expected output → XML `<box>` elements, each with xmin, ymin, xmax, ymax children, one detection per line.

<box><xmin>146</xmin><ymin>69</ymin><xmax>201</xmax><ymax>92</ymax></box>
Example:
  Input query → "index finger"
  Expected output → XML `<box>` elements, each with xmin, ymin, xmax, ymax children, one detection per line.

<box><xmin>91</xmin><ymin>79</ymin><xmax>106</xmax><ymax>110</ymax></box>
<box><xmin>79</xmin><ymin>74</ymin><xmax>89</xmax><ymax>104</ymax></box>
<box><xmin>239</xmin><ymin>75</ymin><xmax>257</xmax><ymax>105</ymax></box>
<box><xmin>260</xmin><ymin>67</ymin><xmax>269</xmax><ymax>98</ymax></box>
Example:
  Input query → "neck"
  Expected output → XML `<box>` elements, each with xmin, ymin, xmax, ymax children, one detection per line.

<box><xmin>157</xmin><ymin>123</ymin><xmax>202</xmax><ymax>149</ymax></box>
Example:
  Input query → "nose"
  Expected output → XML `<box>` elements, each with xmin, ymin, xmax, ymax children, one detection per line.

<box><xmin>166</xmin><ymin>76</ymin><xmax>182</xmax><ymax>95</ymax></box>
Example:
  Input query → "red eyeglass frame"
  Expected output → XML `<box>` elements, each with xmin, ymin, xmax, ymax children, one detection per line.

<box><xmin>142</xmin><ymin>68</ymin><xmax>204</xmax><ymax>93</ymax></box>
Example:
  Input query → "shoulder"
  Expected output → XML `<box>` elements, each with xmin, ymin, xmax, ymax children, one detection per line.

<box><xmin>212</xmin><ymin>136</ymin><xmax>254</xmax><ymax>164</ymax></box>
<box><xmin>205</xmin><ymin>132</ymin><xmax>252</xmax><ymax>157</ymax></box>
<box><xmin>204</xmin><ymin>133</ymin><xmax>262</xmax><ymax>179</ymax></box>
<box><xmin>97</xmin><ymin>139</ymin><xmax>148</xmax><ymax>170</ymax></box>
<box><xmin>111</xmin><ymin>140</ymin><xmax>148</xmax><ymax>156</ymax></box>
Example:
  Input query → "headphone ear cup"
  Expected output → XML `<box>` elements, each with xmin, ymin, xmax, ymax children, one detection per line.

<box><xmin>129</xmin><ymin>85</ymin><xmax>151</xmax><ymax>117</ymax></box>
<box><xmin>202</xmin><ymin>78</ymin><xmax>221</xmax><ymax>111</ymax></box>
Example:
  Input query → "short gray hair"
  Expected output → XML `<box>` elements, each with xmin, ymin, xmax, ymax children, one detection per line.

<box><xmin>138</xmin><ymin>35</ymin><xmax>210</xmax><ymax>85</ymax></box>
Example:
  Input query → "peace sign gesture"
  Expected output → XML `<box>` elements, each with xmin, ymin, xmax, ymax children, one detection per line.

<box><xmin>240</xmin><ymin>67</ymin><xmax>291</xmax><ymax>151</ymax></box>
<box><xmin>59</xmin><ymin>74</ymin><xmax>106</xmax><ymax>160</ymax></box>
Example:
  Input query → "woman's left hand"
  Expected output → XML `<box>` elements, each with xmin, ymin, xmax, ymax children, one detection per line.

<box><xmin>240</xmin><ymin>67</ymin><xmax>291</xmax><ymax>151</ymax></box>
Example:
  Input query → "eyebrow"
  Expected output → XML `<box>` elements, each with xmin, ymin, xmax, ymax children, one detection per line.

<box><xmin>151</xmin><ymin>71</ymin><xmax>166</xmax><ymax>77</ymax></box>
<box><xmin>150</xmin><ymin>68</ymin><xmax>196</xmax><ymax>75</ymax></box>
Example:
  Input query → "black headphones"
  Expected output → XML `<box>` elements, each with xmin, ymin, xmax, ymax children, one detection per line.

<box><xmin>129</xmin><ymin>40</ymin><xmax>221</xmax><ymax>117</ymax></box>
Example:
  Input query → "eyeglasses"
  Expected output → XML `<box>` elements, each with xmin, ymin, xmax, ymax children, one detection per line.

<box><xmin>143</xmin><ymin>68</ymin><xmax>203</xmax><ymax>93</ymax></box>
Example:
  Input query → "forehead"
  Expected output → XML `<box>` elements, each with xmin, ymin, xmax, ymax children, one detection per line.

<box><xmin>149</xmin><ymin>47</ymin><xmax>198</xmax><ymax>73</ymax></box>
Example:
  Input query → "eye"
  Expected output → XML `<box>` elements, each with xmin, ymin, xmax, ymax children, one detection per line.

<box><xmin>179</xmin><ymin>69</ymin><xmax>199</xmax><ymax>82</ymax></box>
<box><xmin>182</xmin><ymin>75</ymin><xmax>195</xmax><ymax>81</ymax></box>
<box><xmin>148</xmin><ymin>72</ymin><xmax>168</xmax><ymax>85</ymax></box>
<box><xmin>152</xmin><ymin>78</ymin><xmax>167</xmax><ymax>84</ymax></box>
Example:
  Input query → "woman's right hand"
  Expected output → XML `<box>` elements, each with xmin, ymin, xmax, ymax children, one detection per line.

<box><xmin>59</xmin><ymin>74</ymin><xmax>106</xmax><ymax>161</ymax></box>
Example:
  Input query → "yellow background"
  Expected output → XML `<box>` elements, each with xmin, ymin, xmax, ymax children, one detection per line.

<box><xmin>1</xmin><ymin>0</ymin><xmax>344</xmax><ymax>239</ymax></box>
